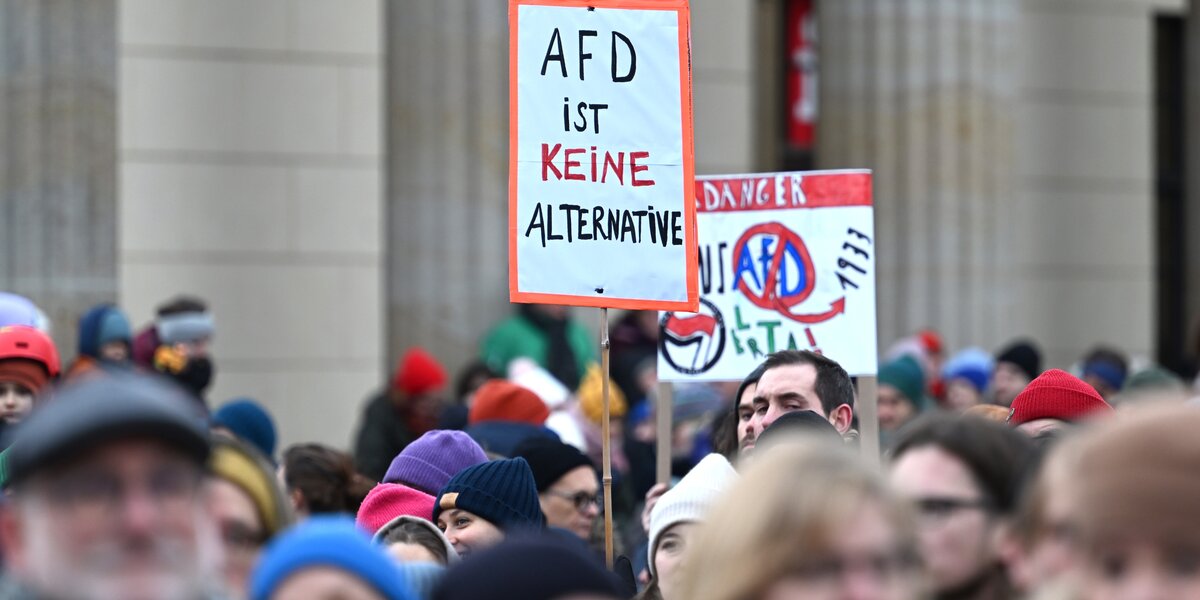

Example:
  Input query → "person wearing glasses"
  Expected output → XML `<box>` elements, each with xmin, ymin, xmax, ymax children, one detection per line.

<box><xmin>514</xmin><ymin>437</ymin><xmax>600</xmax><ymax>541</ymax></box>
<box><xmin>0</xmin><ymin>373</ymin><xmax>221</xmax><ymax>600</ymax></box>
<box><xmin>888</xmin><ymin>413</ymin><xmax>1035</xmax><ymax>600</ymax></box>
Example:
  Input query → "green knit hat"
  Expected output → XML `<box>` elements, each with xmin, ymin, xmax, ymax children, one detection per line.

<box><xmin>878</xmin><ymin>355</ymin><xmax>929</xmax><ymax>411</ymax></box>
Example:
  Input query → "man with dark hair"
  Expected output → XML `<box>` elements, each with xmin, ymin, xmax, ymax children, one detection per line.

<box><xmin>746</xmin><ymin>350</ymin><xmax>856</xmax><ymax>445</ymax></box>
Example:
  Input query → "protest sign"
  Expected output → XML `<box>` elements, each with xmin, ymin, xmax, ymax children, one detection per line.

<box><xmin>658</xmin><ymin>170</ymin><xmax>878</xmax><ymax>380</ymax></box>
<box><xmin>508</xmin><ymin>0</ymin><xmax>697</xmax><ymax>311</ymax></box>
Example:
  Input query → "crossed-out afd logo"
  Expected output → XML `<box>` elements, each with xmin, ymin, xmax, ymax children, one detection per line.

<box><xmin>732</xmin><ymin>221</ymin><xmax>846</xmax><ymax>325</ymax></box>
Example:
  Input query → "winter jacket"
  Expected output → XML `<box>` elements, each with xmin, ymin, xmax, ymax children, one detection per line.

<box><xmin>353</xmin><ymin>391</ymin><xmax>417</xmax><ymax>482</ymax></box>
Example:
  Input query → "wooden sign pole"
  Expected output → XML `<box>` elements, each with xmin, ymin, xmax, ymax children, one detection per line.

<box><xmin>599</xmin><ymin>308</ymin><xmax>615</xmax><ymax>568</ymax></box>
<box><xmin>855</xmin><ymin>375</ymin><xmax>880</xmax><ymax>467</ymax></box>
<box><xmin>655</xmin><ymin>381</ymin><xmax>673</xmax><ymax>485</ymax></box>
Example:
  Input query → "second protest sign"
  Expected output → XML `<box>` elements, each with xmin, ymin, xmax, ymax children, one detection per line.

<box><xmin>658</xmin><ymin>170</ymin><xmax>878</xmax><ymax>380</ymax></box>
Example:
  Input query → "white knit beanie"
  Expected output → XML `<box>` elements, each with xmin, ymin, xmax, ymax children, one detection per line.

<box><xmin>647</xmin><ymin>453</ymin><xmax>737</xmax><ymax>577</ymax></box>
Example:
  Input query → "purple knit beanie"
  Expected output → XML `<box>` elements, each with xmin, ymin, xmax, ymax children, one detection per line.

<box><xmin>383</xmin><ymin>430</ymin><xmax>488</xmax><ymax>495</ymax></box>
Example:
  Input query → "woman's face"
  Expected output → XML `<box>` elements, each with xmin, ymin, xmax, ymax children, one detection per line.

<box><xmin>436</xmin><ymin>509</ymin><xmax>503</xmax><ymax>558</ymax></box>
<box><xmin>889</xmin><ymin>446</ymin><xmax>995</xmax><ymax>594</ymax></box>
<box><xmin>210</xmin><ymin>479</ymin><xmax>266</xmax><ymax>599</ymax></box>
<box><xmin>760</xmin><ymin>501</ymin><xmax>920</xmax><ymax>600</ymax></box>
<box><xmin>655</xmin><ymin>522</ymin><xmax>696</xmax><ymax>600</ymax></box>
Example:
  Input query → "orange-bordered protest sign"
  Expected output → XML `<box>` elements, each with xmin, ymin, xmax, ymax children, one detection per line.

<box><xmin>508</xmin><ymin>0</ymin><xmax>698</xmax><ymax>311</ymax></box>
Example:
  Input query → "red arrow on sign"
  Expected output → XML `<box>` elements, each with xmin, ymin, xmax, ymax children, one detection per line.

<box><xmin>776</xmin><ymin>296</ymin><xmax>846</xmax><ymax>324</ymax></box>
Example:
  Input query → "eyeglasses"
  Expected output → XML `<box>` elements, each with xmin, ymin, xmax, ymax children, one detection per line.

<box><xmin>914</xmin><ymin>496</ymin><xmax>990</xmax><ymax>522</ymax></box>
<box><xmin>546</xmin><ymin>490</ymin><xmax>603</xmax><ymax>513</ymax></box>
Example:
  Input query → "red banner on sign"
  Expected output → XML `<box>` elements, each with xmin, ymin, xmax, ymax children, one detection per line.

<box><xmin>695</xmin><ymin>171</ymin><xmax>871</xmax><ymax>213</ymax></box>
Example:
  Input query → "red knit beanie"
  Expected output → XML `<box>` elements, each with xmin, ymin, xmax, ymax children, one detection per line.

<box><xmin>355</xmin><ymin>483</ymin><xmax>436</xmax><ymax>535</ymax></box>
<box><xmin>1007</xmin><ymin>369</ymin><xmax>1113</xmax><ymax>426</ymax></box>
<box><xmin>391</xmin><ymin>348</ymin><xmax>448</xmax><ymax>396</ymax></box>
<box><xmin>468</xmin><ymin>379</ymin><xmax>550</xmax><ymax>426</ymax></box>
<box><xmin>0</xmin><ymin>359</ymin><xmax>50</xmax><ymax>396</ymax></box>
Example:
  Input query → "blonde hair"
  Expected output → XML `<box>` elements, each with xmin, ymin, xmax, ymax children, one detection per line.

<box><xmin>677</xmin><ymin>441</ymin><xmax>920</xmax><ymax>600</ymax></box>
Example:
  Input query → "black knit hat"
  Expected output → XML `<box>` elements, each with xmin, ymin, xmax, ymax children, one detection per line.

<box><xmin>757</xmin><ymin>409</ymin><xmax>843</xmax><ymax>448</ymax></box>
<box><xmin>432</xmin><ymin>534</ymin><xmax>623</xmax><ymax>600</ymax></box>
<box><xmin>996</xmin><ymin>340</ymin><xmax>1042</xmax><ymax>381</ymax></box>
<box><xmin>434</xmin><ymin>457</ymin><xmax>544</xmax><ymax>531</ymax></box>
<box><xmin>513</xmin><ymin>437</ymin><xmax>594</xmax><ymax>492</ymax></box>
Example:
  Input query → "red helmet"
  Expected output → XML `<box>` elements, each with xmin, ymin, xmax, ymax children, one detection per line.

<box><xmin>0</xmin><ymin>325</ymin><xmax>61</xmax><ymax>377</ymax></box>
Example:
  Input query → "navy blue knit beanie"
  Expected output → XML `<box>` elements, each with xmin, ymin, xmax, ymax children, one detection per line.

<box><xmin>434</xmin><ymin>457</ymin><xmax>544</xmax><ymax>531</ymax></box>
<box><xmin>77</xmin><ymin>304</ymin><xmax>132</xmax><ymax>359</ymax></box>
<box><xmin>212</xmin><ymin>398</ymin><xmax>278</xmax><ymax>459</ymax></box>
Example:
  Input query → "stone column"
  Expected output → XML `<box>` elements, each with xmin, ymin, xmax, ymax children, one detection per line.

<box><xmin>0</xmin><ymin>0</ymin><xmax>117</xmax><ymax>355</ymax></box>
<box><xmin>1187</xmin><ymin>0</ymin><xmax>1200</xmax><ymax>363</ymax></box>
<box><xmin>817</xmin><ymin>0</ymin><xmax>1016</xmax><ymax>351</ymax></box>
<box><xmin>384</xmin><ymin>2</ymin><xmax>512</xmax><ymax>375</ymax></box>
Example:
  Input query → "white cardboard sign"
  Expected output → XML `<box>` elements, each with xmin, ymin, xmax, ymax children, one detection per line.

<box><xmin>658</xmin><ymin>170</ymin><xmax>878</xmax><ymax>380</ymax></box>
<box><xmin>509</xmin><ymin>0</ymin><xmax>697</xmax><ymax>311</ymax></box>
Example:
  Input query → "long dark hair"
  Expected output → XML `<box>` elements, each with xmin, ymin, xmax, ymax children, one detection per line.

<box><xmin>282</xmin><ymin>443</ymin><xmax>374</xmax><ymax>514</ymax></box>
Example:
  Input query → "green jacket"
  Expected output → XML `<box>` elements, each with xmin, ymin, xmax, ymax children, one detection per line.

<box><xmin>480</xmin><ymin>314</ymin><xmax>597</xmax><ymax>386</ymax></box>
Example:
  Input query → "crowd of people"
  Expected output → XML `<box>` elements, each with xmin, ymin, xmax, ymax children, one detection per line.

<box><xmin>0</xmin><ymin>291</ymin><xmax>1198</xmax><ymax>599</ymax></box>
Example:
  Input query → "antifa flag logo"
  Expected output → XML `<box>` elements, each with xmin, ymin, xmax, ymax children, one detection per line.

<box><xmin>659</xmin><ymin>298</ymin><xmax>726</xmax><ymax>375</ymax></box>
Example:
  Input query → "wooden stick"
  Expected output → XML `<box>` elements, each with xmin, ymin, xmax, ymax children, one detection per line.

<box><xmin>600</xmin><ymin>307</ymin><xmax>614</xmax><ymax>568</ymax></box>
<box><xmin>656</xmin><ymin>381</ymin><xmax>673</xmax><ymax>485</ymax></box>
<box><xmin>856</xmin><ymin>375</ymin><xmax>880</xmax><ymax>467</ymax></box>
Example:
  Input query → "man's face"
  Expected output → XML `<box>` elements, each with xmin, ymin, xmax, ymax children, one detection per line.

<box><xmin>992</xmin><ymin>363</ymin><xmax>1030</xmax><ymax>407</ymax></box>
<box><xmin>749</xmin><ymin>364</ymin><xmax>845</xmax><ymax>440</ymax></box>
<box><xmin>3</xmin><ymin>439</ymin><xmax>218</xmax><ymax>600</ymax></box>
<box><xmin>736</xmin><ymin>382</ymin><xmax>758</xmax><ymax>455</ymax></box>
